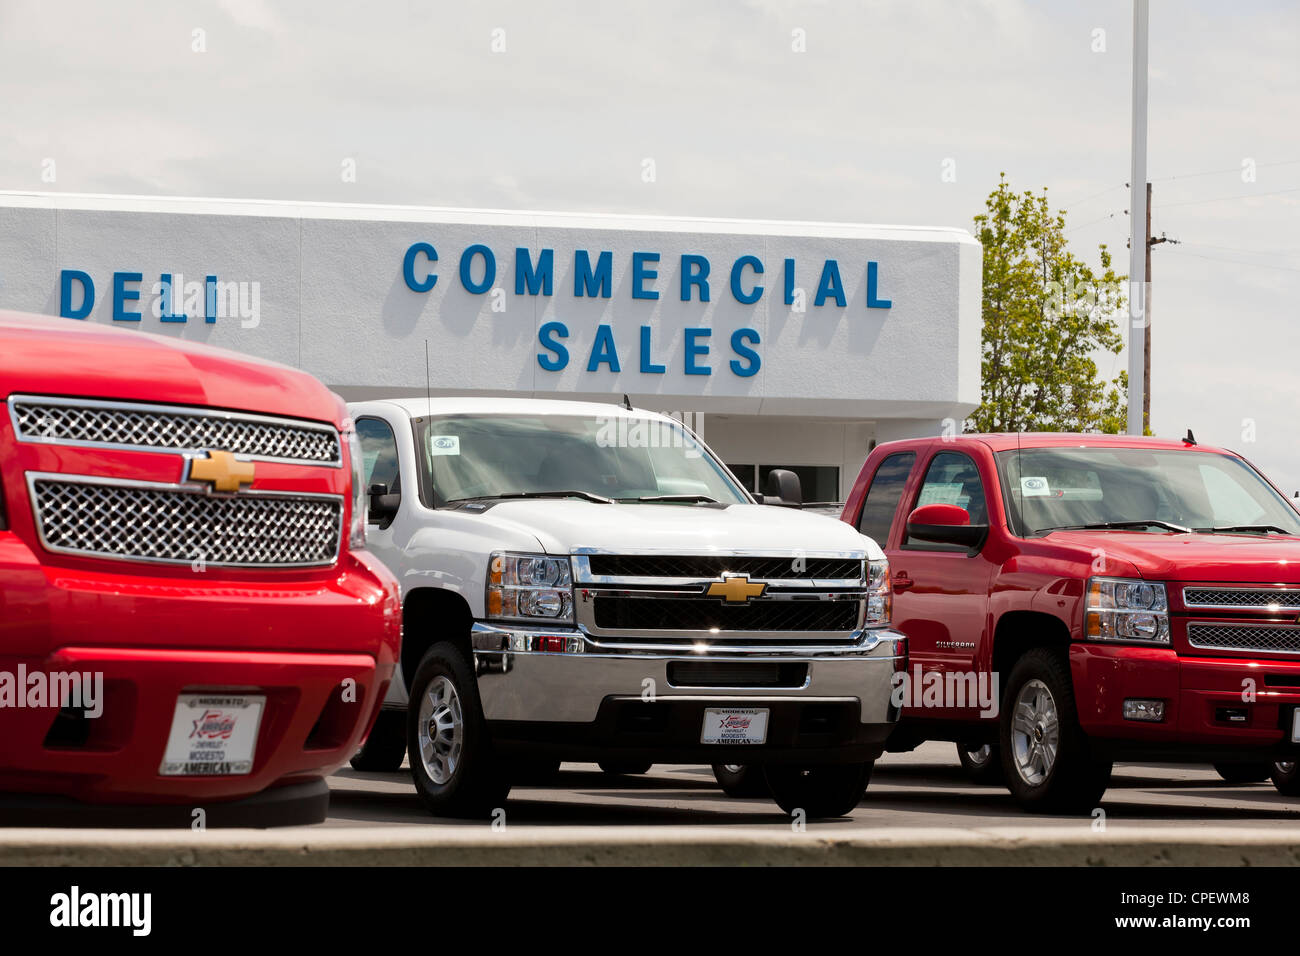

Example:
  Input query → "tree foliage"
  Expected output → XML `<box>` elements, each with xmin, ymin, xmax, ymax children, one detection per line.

<box><xmin>969</xmin><ymin>174</ymin><xmax>1130</xmax><ymax>434</ymax></box>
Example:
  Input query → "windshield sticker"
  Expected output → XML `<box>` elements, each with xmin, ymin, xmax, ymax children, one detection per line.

<box><xmin>918</xmin><ymin>483</ymin><xmax>970</xmax><ymax>509</ymax></box>
<box><xmin>1021</xmin><ymin>476</ymin><xmax>1051</xmax><ymax>497</ymax></box>
<box><xmin>429</xmin><ymin>435</ymin><xmax>460</xmax><ymax>456</ymax></box>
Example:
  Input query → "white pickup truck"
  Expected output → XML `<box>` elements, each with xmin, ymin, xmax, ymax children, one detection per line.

<box><xmin>345</xmin><ymin>397</ymin><xmax>905</xmax><ymax>818</ymax></box>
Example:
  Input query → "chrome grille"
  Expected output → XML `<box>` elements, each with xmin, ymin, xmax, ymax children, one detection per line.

<box><xmin>586</xmin><ymin>554</ymin><xmax>862</xmax><ymax>581</ymax></box>
<box><xmin>1184</xmin><ymin>587</ymin><xmax>1300</xmax><ymax>609</ymax></box>
<box><xmin>10</xmin><ymin>395</ymin><xmax>340</xmax><ymax>465</ymax></box>
<box><xmin>574</xmin><ymin>552</ymin><xmax>867</xmax><ymax>644</ymax></box>
<box><xmin>31</xmin><ymin>476</ymin><xmax>342</xmax><ymax>568</ymax></box>
<box><xmin>1187</xmin><ymin>623</ymin><xmax>1300</xmax><ymax>655</ymax></box>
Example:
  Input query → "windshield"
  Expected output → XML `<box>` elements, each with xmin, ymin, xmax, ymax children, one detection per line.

<box><xmin>414</xmin><ymin>413</ymin><xmax>749</xmax><ymax>506</ymax></box>
<box><xmin>996</xmin><ymin>446</ymin><xmax>1300</xmax><ymax>536</ymax></box>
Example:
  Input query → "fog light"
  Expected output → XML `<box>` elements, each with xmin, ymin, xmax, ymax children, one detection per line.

<box><xmin>1123</xmin><ymin>698</ymin><xmax>1166</xmax><ymax>722</ymax></box>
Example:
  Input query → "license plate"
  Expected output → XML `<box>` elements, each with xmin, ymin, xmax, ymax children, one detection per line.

<box><xmin>1291</xmin><ymin>709</ymin><xmax>1300</xmax><ymax>744</ymax></box>
<box><xmin>701</xmin><ymin>707</ymin><xmax>769</xmax><ymax>745</ymax></box>
<box><xmin>160</xmin><ymin>694</ymin><xmax>265</xmax><ymax>776</ymax></box>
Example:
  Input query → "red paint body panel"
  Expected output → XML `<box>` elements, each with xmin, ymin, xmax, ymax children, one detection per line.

<box><xmin>842</xmin><ymin>433</ymin><xmax>1300</xmax><ymax>758</ymax></box>
<box><xmin>0</xmin><ymin>311</ymin><xmax>401</xmax><ymax>806</ymax></box>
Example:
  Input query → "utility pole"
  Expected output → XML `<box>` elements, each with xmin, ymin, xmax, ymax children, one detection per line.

<box><xmin>1144</xmin><ymin>182</ymin><xmax>1152</xmax><ymax>433</ymax></box>
<box><xmin>1127</xmin><ymin>0</ymin><xmax>1149</xmax><ymax>436</ymax></box>
<box><xmin>1142</xmin><ymin>182</ymin><xmax>1180</xmax><ymax>435</ymax></box>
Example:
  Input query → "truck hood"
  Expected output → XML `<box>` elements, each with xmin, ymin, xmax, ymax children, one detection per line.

<box><xmin>462</xmin><ymin>500</ymin><xmax>883</xmax><ymax>559</ymax></box>
<box><xmin>1043</xmin><ymin>530</ymin><xmax>1300</xmax><ymax>583</ymax></box>
<box><xmin>0</xmin><ymin>311</ymin><xmax>342</xmax><ymax>426</ymax></box>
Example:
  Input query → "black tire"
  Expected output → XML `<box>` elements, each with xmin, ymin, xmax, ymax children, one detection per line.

<box><xmin>764</xmin><ymin>762</ymin><xmax>872</xmax><ymax>818</ymax></box>
<box><xmin>999</xmin><ymin>647</ymin><xmax>1112</xmax><ymax>813</ymax></box>
<box><xmin>711</xmin><ymin>763</ymin><xmax>770</xmax><ymax>797</ymax></box>
<box><xmin>956</xmin><ymin>742</ymin><xmax>1005</xmax><ymax>784</ymax></box>
<box><xmin>598</xmin><ymin>760</ymin><xmax>653</xmax><ymax>775</ymax></box>
<box><xmin>1271</xmin><ymin>761</ymin><xmax>1300</xmax><ymax>796</ymax></box>
<box><xmin>406</xmin><ymin>641</ymin><xmax>511</xmax><ymax>818</ymax></box>
<box><xmin>349</xmin><ymin>709</ymin><xmax>407</xmax><ymax>771</ymax></box>
<box><xmin>1213</xmin><ymin>762</ymin><xmax>1272</xmax><ymax>784</ymax></box>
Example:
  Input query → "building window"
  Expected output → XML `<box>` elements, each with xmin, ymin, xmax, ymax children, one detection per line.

<box><xmin>727</xmin><ymin>464</ymin><xmax>757</xmax><ymax>493</ymax></box>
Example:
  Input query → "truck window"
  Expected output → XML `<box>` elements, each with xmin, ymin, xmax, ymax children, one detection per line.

<box><xmin>356</xmin><ymin>417</ymin><xmax>401</xmax><ymax>501</ymax></box>
<box><xmin>995</xmin><ymin>446</ymin><xmax>1300</xmax><ymax>535</ymax></box>
<box><xmin>906</xmin><ymin>451</ymin><xmax>987</xmax><ymax>546</ymax></box>
<box><xmin>1200</xmin><ymin>463</ymin><xmax>1271</xmax><ymax>527</ymax></box>
<box><xmin>856</xmin><ymin>452</ymin><xmax>915</xmax><ymax>546</ymax></box>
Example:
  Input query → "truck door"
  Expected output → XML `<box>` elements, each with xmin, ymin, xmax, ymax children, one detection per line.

<box><xmin>890</xmin><ymin>447</ymin><xmax>995</xmax><ymax>720</ymax></box>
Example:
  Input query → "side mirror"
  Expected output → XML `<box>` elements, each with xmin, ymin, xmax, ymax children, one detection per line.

<box><xmin>762</xmin><ymin>468</ymin><xmax>802</xmax><ymax>508</ymax></box>
<box><xmin>906</xmin><ymin>503</ymin><xmax>988</xmax><ymax>550</ymax></box>
<box><xmin>368</xmin><ymin>482</ymin><xmax>401</xmax><ymax>523</ymax></box>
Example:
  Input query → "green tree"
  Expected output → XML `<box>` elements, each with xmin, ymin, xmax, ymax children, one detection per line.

<box><xmin>969</xmin><ymin>174</ymin><xmax>1130</xmax><ymax>434</ymax></box>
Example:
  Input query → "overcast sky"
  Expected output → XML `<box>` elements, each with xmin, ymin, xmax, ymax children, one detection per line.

<box><xmin>2</xmin><ymin>0</ymin><xmax>1297</xmax><ymax>487</ymax></box>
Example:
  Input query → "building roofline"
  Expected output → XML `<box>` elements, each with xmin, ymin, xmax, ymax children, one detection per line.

<box><xmin>0</xmin><ymin>189</ymin><xmax>979</xmax><ymax>245</ymax></box>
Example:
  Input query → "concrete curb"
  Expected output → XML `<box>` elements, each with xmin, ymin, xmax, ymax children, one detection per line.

<box><xmin>4</xmin><ymin>826</ymin><xmax>1300</xmax><ymax>866</ymax></box>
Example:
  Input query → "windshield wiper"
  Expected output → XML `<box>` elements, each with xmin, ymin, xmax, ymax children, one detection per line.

<box><xmin>625</xmin><ymin>494</ymin><xmax>719</xmax><ymax>504</ymax></box>
<box><xmin>449</xmin><ymin>490</ymin><xmax>613</xmax><ymax>504</ymax></box>
<box><xmin>1039</xmin><ymin>519</ymin><xmax>1192</xmax><ymax>534</ymax></box>
<box><xmin>1196</xmin><ymin>524</ymin><xmax>1293</xmax><ymax>535</ymax></box>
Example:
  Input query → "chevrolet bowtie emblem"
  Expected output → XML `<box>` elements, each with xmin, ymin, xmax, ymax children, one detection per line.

<box><xmin>706</xmin><ymin>573</ymin><xmax>766</xmax><ymax>604</ymax></box>
<box><xmin>188</xmin><ymin>450</ymin><xmax>255</xmax><ymax>492</ymax></box>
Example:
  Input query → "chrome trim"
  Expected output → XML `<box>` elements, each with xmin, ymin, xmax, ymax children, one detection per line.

<box><xmin>1187</xmin><ymin>621</ymin><xmax>1300</xmax><ymax>655</ymax></box>
<box><xmin>574</xmin><ymin>600</ymin><xmax>865</xmax><ymax>643</ymax></box>
<box><xmin>1183</xmin><ymin>586</ymin><xmax>1300</xmax><ymax>611</ymax></box>
<box><xmin>571</xmin><ymin>550</ymin><xmax>868</xmax><ymax>588</ymax></box>
<box><xmin>664</xmin><ymin>671</ymin><xmax>813</xmax><ymax>691</ymax></box>
<box><xmin>26</xmin><ymin>471</ymin><xmax>344</xmax><ymax>569</ymax></box>
<box><xmin>468</xmin><ymin>622</ymin><xmax>906</xmax><ymax>723</ymax></box>
<box><xmin>471</xmin><ymin>621</ymin><xmax>898</xmax><ymax>657</ymax></box>
<box><xmin>570</xmin><ymin>550</ymin><xmax>871</xmax><ymax>641</ymax></box>
<box><xmin>8</xmin><ymin>394</ymin><xmax>342</xmax><ymax>467</ymax></box>
<box><xmin>578</xmin><ymin>586</ymin><xmax>870</xmax><ymax>601</ymax></box>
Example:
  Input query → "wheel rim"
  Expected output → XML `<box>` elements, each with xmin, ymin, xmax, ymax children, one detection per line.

<box><xmin>417</xmin><ymin>675</ymin><xmax>463</xmax><ymax>785</ymax></box>
<box><xmin>1010</xmin><ymin>679</ymin><xmax>1060</xmax><ymax>786</ymax></box>
<box><xmin>722</xmin><ymin>764</ymin><xmax>745</xmax><ymax>774</ymax></box>
<box><xmin>1277</xmin><ymin>761</ymin><xmax>1296</xmax><ymax>775</ymax></box>
<box><xmin>965</xmin><ymin>744</ymin><xmax>992</xmax><ymax>768</ymax></box>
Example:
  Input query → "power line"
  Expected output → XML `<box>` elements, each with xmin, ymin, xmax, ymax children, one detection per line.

<box><xmin>1161</xmin><ymin>247</ymin><xmax>1300</xmax><ymax>274</ymax></box>
<box><xmin>1178</xmin><ymin>240</ymin><xmax>1300</xmax><ymax>261</ymax></box>
<box><xmin>1064</xmin><ymin>210</ymin><xmax>1126</xmax><ymax>234</ymax></box>
<box><xmin>1054</xmin><ymin>160</ymin><xmax>1300</xmax><ymax>211</ymax></box>
<box><xmin>1057</xmin><ymin>183</ymin><xmax>1127</xmax><ymax>208</ymax></box>
<box><xmin>1156</xmin><ymin>184</ymin><xmax>1300</xmax><ymax>209</ymax></box>
<box><xmin>1151</xmin><ymin>158</ymin><xmax>1300</xmax><ymax>183</ymax></box>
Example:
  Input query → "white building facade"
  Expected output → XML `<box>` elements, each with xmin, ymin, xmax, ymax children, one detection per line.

<box><xmin>0</xmin><ymin>192</ymin><xmax>982</xmax><ymax>502</ymax></box>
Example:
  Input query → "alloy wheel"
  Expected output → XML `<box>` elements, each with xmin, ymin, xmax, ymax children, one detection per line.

<box><xmin>1010</xmin><ymin>679</ymin><xmax>1060</xmax><ymax>786</ymax></box>
<box><xmin>417</xmin><ymin>676</ymin><xmax>464</xmax><ymax>785</ymax></box>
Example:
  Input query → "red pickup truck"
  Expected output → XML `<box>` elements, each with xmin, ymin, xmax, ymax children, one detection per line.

<box><xmin>0</xmin><ymin>311</ymin><xmax>401</xmax><ymax>825</ymax></box>
<box><xmin>841</xmin><ymin>432</ymin><xmax>1300</xmax><ymax>812</ymax></box>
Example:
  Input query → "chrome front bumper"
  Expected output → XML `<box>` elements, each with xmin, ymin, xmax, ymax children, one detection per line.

<box><xmin>469</xmin><ymin>621</ymin><xmax>906</xmax><ymax>724</ymax></box>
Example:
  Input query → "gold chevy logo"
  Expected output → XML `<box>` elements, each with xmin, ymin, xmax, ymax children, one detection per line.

<box><xmin>188</xmin><ymin>450</ymin><xmax>255</xmax><ymax>492</ymax></box>
<box><xmin>706</xmin><ymin>573</ymin><xmax>766</xmax><ymax>604</ymax></box>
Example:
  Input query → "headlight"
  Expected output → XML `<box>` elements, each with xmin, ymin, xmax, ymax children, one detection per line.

<box><xmin>345</xmin><ymin>423</ymin><xmax>366</xmax><ymax>550</ymax></box>
<box><xmin>1085</xmin><ymin>576</ymin><xmax>1170</xmax><ymax>644</ymax></box>
<box><xmin>865</xmin><ymin>558</ymin><xmax>892</xmax><ymax>627</ymax></box>
<box><xmin>487</xmin><ymin>553</ymin><xmax>574</xmax><ymax>623</ymax></box>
